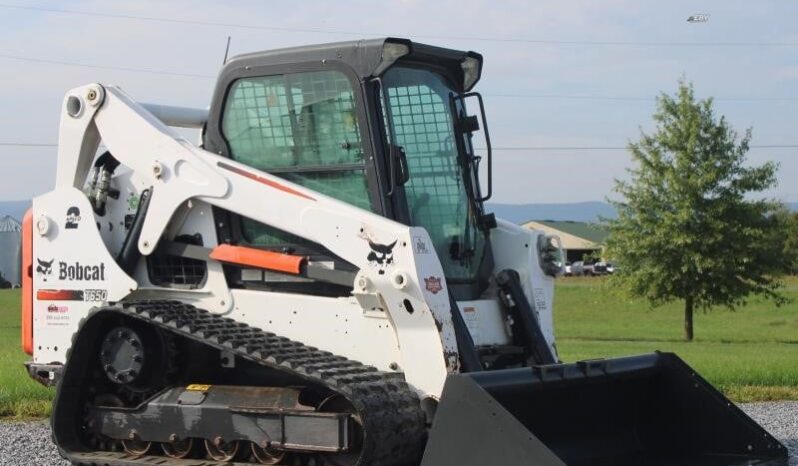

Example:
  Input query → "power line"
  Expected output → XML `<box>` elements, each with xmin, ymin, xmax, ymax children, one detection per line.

<box><xmin>0</xmin><ymin>54</ymin><xmax>214</xmax><ymax>79</ymax></box>
<box><xmin>1</xmin><ymin>55</ymin><xmax>797</xmax><ymax>103</ymax></box>
<box><xmin>0</xmin><ymin>142</ymin><xmax>56</xmax><ymax>147</ymax></box>
<box><xmin>2</xmin><ymin>3</ymin><xmax>797</xmax><ymax>48</ymax></box>
<box><xmin>494</xmin><ymin>146</ymin><xmax>629</xmax><ymax>151</ymax></box>
<box><xmin>485</xmin><ymin>145</ymin><xmax>798</xmax><ymax>151</ymax></box>
<box><xmin>4</xmin><ymin>142</ymin><xmax>797</xmax><ymax>150</ymax></box>
<box><xmin>485</xmin><ymin>93</ymin><xmax>798</xmax><ymax>102</ymax></box>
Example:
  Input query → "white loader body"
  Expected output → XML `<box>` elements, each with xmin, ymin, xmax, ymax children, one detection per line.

<box><xmin>30</xmin><ymin>83</ymin><xmax>557</xmax><ymax>401</ymax></box>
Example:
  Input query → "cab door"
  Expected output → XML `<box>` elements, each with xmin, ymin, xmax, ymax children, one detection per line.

<box><xmin>209</xmin><ymin>67</ymin><xmax>383</xmax><ymax>293</ymax></box>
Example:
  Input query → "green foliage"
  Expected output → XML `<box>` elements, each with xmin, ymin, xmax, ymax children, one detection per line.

<box><xmin>777</xmin><ymin>208</ymin><xmax>798</xmax><ymax>274</ymax></box>
<box><xmin>604</xmin><ymin>79</ymin><xmax>788</xmax><ymax>339</ymax></box>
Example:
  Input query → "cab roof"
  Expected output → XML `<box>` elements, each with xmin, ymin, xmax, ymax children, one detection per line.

<box><xmin>221</xmin><ymin>37</ymin><xmax>483</xmax><ymax>92</ymax></box>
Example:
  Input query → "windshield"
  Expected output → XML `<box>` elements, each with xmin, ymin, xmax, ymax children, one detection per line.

<box><xmin>382</xmin><ymin>66</ymin><xmax>487</xmax><ymax>282</ymax></box>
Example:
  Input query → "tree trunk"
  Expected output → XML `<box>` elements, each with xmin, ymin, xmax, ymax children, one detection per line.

<box><xmin>684</xmin><ymin>296</ymin><xmax>694</xmax><ymax>342</ymax></box>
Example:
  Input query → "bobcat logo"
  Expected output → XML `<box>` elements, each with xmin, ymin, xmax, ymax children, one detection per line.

<box><xmin>367</xmin><ymin>240</ymin><xmax>397</xmax><ymax>275</ymax></box>
<box><xmin>36</xmin><ymin>258</ymin><xmax>54</xmax><ymax>281</ymax></box>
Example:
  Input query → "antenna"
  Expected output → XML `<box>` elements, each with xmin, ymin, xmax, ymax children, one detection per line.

<box><xmin>222</xmin><ymin>36</ymin><xmax>232</xmax><ymax>64</ymax></box>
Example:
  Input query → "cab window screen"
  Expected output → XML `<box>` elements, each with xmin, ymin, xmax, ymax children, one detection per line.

<box><xmin>383</xmin><ymin>67</ymin><xmax>485</xmax><ymax>281</ymax></box>
<box><xmin>222</xmin><ymin>70</ymin><xmax>371</xmax><ymax>246</ymax></box>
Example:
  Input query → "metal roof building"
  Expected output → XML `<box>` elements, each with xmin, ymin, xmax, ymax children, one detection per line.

<box><xmin>0</xmin><ymin>215</ymin><xmax>21</xmax><ymax>287</ymax></box>
<box><xmin>522</xmin><ymin>220</ymin><xmax>609</xmax><ymax>263</ymax></box>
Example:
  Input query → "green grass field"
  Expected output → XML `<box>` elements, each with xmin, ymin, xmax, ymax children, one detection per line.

<box><xmin>0</xmin><ymin>278</ymin><xmax>796</xmax><ymax>419</ymax></box>
<box><xmin>555</xmin><ymin>276</ymin><xmax>798</xmax><ymax>402</ymax></box>
<box><xmin>0</xmin><ymin>290</ymin><xmax>52</xmax><ymax>418</ymax></box>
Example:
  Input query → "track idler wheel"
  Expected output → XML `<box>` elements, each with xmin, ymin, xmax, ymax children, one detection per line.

<box><xmin>161</xmin><ymin>436</ymin><xmax>195</xmax><ymax>459</ymax></box>
<box><xmin>205</xmin><ymin>438</ymin><xmax>243</xmax><ymax>462</ymax></box>
<box><xmin>100</xmin><ymin>326</ymin><xmax>146</xmax><ymax>385</ymax></box>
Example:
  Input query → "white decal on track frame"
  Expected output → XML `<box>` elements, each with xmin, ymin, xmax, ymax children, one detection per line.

<box><xmin>533</xmin><ymin>288</ymin><xmax>547</xmax><ymax>311</ymax></box>
<box><xmin>45</xmin><ymin>304</ymin><xmax>70</xmax><ymax>326</ymax></box>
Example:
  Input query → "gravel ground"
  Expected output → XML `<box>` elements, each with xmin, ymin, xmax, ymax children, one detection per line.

<box><xmin>742</xmin><ymin>401</ymin><xmax>798</xmax><ymax>464</ymax></box>
<box><xmin>0</xmin><ymin>419</ymin><xmax>69</xmax><ymax>466</ymax></box>
<box><xmin>0</xmin><ymin>402</ymin><xmax>795</xmax><ymax>465</ymax></box>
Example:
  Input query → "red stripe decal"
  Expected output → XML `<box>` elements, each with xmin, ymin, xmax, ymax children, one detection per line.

<box><xmin>37</xmin><ymin>289</ymin><xmax>85</xmax><ymax>301</ymax></box>
<box><xmin>218</xmin><ymin>161</ymin><xmax>316</xmax><ymax>201</ymax></box>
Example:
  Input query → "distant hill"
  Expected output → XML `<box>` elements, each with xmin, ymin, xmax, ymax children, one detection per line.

<box><xmin>487</xmin><ymin>201</ymin><xmax>798</xmax><ymax>224</ymax></box>
<box><xmin>0</xmin><ymin>200</ymin><xmax>30</xmax><ymax>221</ymax></box>
<box><xmin>487</xmin><ymin>202</ymin><xmax>617</xmax><ymax>224</ymax></box>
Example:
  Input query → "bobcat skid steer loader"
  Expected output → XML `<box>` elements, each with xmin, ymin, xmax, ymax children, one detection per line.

<box><xmin>20</xmin><ymin>38</ymin><xmax>787</xmax><ymax>466</ymax></box>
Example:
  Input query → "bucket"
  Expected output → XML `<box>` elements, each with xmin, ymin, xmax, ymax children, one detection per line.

<box><xmin>422</xmin><ymin>353</ymin><xmax>788</xmax><ymax>466</ymax></box>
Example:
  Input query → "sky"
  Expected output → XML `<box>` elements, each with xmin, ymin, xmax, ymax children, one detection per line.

<box><xmin>0</xmin><ymin>0</ymin><xmax>797</xmax><ymax>204</ymax></box>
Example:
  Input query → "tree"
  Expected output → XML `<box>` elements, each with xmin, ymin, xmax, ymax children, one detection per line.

<box><xmin>777</xmin><ymin>208</ymin><xmax>798</xmax><ymax>275</ymax></box>
<box><xmin>605</xmin><ymin>80</ymin><xmax>788</xmax><ymax>341</ymax></box>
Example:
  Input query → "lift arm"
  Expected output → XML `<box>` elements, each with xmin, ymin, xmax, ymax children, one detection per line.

<box><xmin>52</xmin><ymin>83</ymin><xmax>462</xmax><ymax>398</ymax></box>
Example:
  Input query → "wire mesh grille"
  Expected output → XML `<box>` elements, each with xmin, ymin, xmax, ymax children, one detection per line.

<box><xmin>222</xmin><ymin>70</ymin><xmax>371</xmax><ymax>247</ymax></box>
<box><xmin>388</xmin><ymin>84</ymin><xmax>464</xmax><ymax>220</ymax></box>
<box><xmin>223</xmin><ymin>70</ymin><xmax>364</xmax><ymax>169</ymax></box>
<box><xmin>386</xmin><ymin>73</ymin><xmax>476</xmax><ymax>280</ymax></box>
<box><xmin>148</xmin><ymin>235</ymin><xmax>206</xmax><ymax>288</ymax></box>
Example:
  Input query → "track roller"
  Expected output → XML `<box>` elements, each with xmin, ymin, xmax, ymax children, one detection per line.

<box><xmin>251</xmin><ymin>442</ymin><xmax>287</xmax><ymax>464</ymax></box>
<box><xmin>161</xmin><ymin>436</ymin><xmax>195</xmax><ymax>459</ymax></box>
<box><xmin>121</xmin><ymin>434</ymin><xmax>151</xmax><ymax>456</ymax></box>
<box><xmin>205</xmin><ymin>438</ymin><xmax>243</xmax><ymax>462</ymax></box>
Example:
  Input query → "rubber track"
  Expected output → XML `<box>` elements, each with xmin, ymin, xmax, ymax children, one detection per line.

<box><xmin>61</xmin><ymin>300</ymin><xmax>427</xmax><ymax>466</ymax></box>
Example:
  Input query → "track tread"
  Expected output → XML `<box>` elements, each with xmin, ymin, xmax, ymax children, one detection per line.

<box><xmin>58</xmin><ymin>300</ymin><xmax>427</xmax><ymax>466</ymax></box>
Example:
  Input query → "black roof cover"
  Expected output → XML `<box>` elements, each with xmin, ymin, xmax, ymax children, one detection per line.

<box><xmin>222</xmin><ymin>37</ymin><xmax>483</xmax><ymax>92</ymax></box>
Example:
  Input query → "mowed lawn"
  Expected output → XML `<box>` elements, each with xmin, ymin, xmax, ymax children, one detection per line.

<box><xmin>555</xmin><ymin>276</ymin><xmax>798</xmax><ymax>402</ymax></box>
<box><xmin>0</xmin><ymin>277</ymin><xmax>797</xmax><ymax>419</ymax></box>
<box><xmin>0</xmin><ymin>290</ymin><xmax>52</xmax><ymax>418</ymax></box>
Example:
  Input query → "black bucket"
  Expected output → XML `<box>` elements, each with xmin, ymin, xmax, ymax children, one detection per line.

<box><xmin>421</xmin><ymin>353</ymin><xmax>788</xmax><ymax>466</ymax></box>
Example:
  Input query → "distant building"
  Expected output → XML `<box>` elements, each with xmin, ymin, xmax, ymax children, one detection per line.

<box><xmin>522</xmin><ymin>220</ymin><xmax>609</xmax><ymax>263</ymax></box>
<box><xmin>0</xmin><ymin>215</ymin><xmax>21</xmax><ymax>286</ymax></box>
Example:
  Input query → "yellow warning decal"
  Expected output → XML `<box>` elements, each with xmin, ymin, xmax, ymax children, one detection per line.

<box><xmin>186</xmin><ymin>384</ymin><xmax>212</xmax><ymax>392</ymax></box>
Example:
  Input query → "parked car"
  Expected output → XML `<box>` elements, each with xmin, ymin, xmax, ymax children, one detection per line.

<box><xmin>594</xmin><ymin>261</ymin><xmax>615</xmax><ymax>274</ymax></box>
<box><xmin>572</xmin><ymin>260</ymin><xmax>612</xmax><ymax>276</ymax></box>
<box><xmin>570</xmin><ymin>261</ymin><xmax>596</xmax><ymax>276</ymax></box>
<box><xmin>554</xmin><ymin>262</ymin><xmax>572</xmax><ymax>277</ymax></box>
